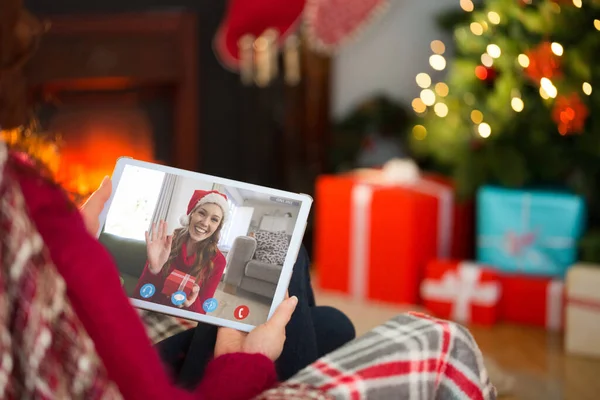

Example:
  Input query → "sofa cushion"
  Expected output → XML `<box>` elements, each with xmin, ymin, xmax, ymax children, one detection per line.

<box><xmin>253</xmin><ymin>230</ymin><xmax>290</xmax><ymax>265</ymax></box>
<box><xmin>245</xmin><ymin>260</ymin><xmax>282</xmax><ymax>284</ymax></box>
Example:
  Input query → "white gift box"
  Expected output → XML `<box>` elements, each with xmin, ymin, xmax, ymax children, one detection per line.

<box><xmin>565</xmin><ymin>263</ymin><xmax>600</xmax><ymax>359</ymax></box>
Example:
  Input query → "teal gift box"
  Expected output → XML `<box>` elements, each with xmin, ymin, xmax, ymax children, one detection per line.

<box><xmin>476</xmin><ymin>186</ymin><xmax>586</xmax><ymax>277</ymax></box>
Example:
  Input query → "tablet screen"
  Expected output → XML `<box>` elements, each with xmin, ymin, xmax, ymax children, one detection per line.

<box><xmin>98</xmin><ymin>161</ymin><xmax>309</xmax><ymax>329</ymax></box>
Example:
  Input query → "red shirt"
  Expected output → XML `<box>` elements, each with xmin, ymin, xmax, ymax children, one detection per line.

<box><xmin>133</xmin><ymin>241</ymin><xmax>226</xmax><ymax>314</ymax></box>
<box><xmin>12</xmin><ymin>155</ymin><xmax>277</xmax><ymax>400</ymax></box>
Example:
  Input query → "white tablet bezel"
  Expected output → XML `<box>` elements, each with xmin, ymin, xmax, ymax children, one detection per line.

<box><xmin>96</xmin><ymin>157</ymin><xmax>313</xmax><ymax>332</ymax></box>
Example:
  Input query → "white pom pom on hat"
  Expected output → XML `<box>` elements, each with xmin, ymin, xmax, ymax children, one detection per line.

<box><xmin>179</xmin><ymin>190</ymin><xmax>229</xmax><ymax>227</ymax></box>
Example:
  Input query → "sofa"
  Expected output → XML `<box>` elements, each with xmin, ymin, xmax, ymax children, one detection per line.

<box><xmin>98</xmin><ymin>232</ymin><xmax>148</xmax><ymax>294</ymax></box>
<box><xmin>222</xmin><ymin>235</ymin><xmax>284</xmax><ymax>299</ymax></box>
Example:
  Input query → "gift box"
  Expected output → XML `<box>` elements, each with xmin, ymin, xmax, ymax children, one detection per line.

<box><xmin>565</xmin><ymin>264</ymin><xmax>600</xmax><ymax>358</ymax></box>
<box><xmin>477</xmin><ymin>186</ymin><xmax>586</xmax><ymax>277</ymax></box>
<box><xmin>161</xmin><ymin>269</ymin><xmax>196</xmax><ymax>297</ymax></box>
<box><xmin>499</xmin><ymin>274</ymin><xmax>564</xmax><ymax>330</ymax></box>
<box><xmin>314</xmin><ymin>159</ymin><xmax>455</xmax><ymax>305</ymax></box>
<box><xmin>420</xmin><ymin>260</ymin><xmax>501</xmax><ymax>326</ymax></box>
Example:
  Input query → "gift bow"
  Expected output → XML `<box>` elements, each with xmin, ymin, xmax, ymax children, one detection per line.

<box><xmin>421</xmin><ymin>263</ymin><xmax>501</xmax><ymax>323</ymax></box>
<box><xmin>355</xmin><ymin>158</ymin><xmax>420</xmax><ymax>186</ymax></box>
<box><xmin>505</xmin><ymin>230</ymin><xmax>537</xmax><ymax>256</ymax></box>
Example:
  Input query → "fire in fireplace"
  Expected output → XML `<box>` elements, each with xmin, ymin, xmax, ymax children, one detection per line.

<box><xmin>37</xmin><ymin>86</ymin><xmax>173</xmax><ymax>197</ymax></box>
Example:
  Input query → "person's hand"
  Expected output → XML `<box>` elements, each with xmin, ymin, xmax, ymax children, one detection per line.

<box><xmin>183</xmin><ymin>285</ymin><xmax>200</xmax><ymax>308</ymax></box>
<box><xmin>80</xmin><ymin>176</ymin><xmax>112</xmax><ymax>236</ymax></box>
<box><xmin>145</xmin><ymin>220</ymin><xmax>173</xmax><ymax>274</ymax></box>
<box><xmin>214</xmin><ymin>295</ymin><xmax>298</xmax><ymax>361</ymax></box>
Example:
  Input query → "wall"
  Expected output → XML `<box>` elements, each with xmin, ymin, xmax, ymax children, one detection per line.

<box><xmin>165</xmin><ymin>175</ymin><xmax>214</xmax><ymax>231</ymax></box>
<box><xmin>331</xmin><ymin>0</ymin><xmax>458</xmax><ymax>119</ymax></box>
<box><xmin>243</xmin><ymin>199</ymin><xmax>300</xmax><ymax>235</ymax></box>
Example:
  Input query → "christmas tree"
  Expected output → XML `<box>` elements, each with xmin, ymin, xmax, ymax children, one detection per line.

<box><xmin>409</xmin><ymin>0</ymin><xmax>600</xmax><ymax>260</ymax></box>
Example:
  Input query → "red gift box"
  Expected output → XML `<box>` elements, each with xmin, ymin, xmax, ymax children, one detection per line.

<box><xmin>162</xmin><ymin>270</ymin><xmax>196</xmax><ymax>297</ymax></box>
<box><xmin>499</xmin><ymin>274</ymin><xmax>564</xmax><ymax>330</ymax></box>
<box><xmin>314</xmin><ymin>169</ymin><xmax>453</xmax><ymax>305</ymax></box>
<box><xmin>420</xmin><ymin>260</ymin><xmax>501</xmax><ymax>326</ymax></box>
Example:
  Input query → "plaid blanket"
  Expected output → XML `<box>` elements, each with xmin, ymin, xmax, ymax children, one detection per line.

<box><xmin>258</xmin><ymin>312</ymin><xmax>497</xmax><ymax>400</ymax></box>
<box><xmin>138</xmin><ymin>309</ymin><xmax>196</xmax><ymax>344</ymax></box>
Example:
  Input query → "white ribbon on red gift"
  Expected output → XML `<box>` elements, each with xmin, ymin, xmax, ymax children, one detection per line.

<box><xmin>420</xmin><ymin>262</ymin><xmax>501</xmax><ymax>323</ymax></box>
<box><xmin>546</xmin><ymin>280</ymin><xmax>564</xmax><ymax>331</ymax></box>
<box><xmin>172</xmin><ymin>270</ymin><xmax>193</xmax><ymax>293</ymax></box>
<box><xmin>349</xmin><ymin>158</ymin><xmax>453</xmax><ymax>300</ymax></box>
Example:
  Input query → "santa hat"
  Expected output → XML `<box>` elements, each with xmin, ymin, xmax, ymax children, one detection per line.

<box><xmin>179</xmin><ymin>190</ymin><xmax>229</xmax><ymax>227</ymax></box>
<box><xmin>213</xmin><ymin>0</ymin><xmax>306</xmax><ymax>71</ymax></box>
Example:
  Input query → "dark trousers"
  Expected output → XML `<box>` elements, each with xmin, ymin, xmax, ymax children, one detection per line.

<box><xmin>155</xmin><ymin>245</ymin><xmax>356</xmax><ymax>389</ymax></box>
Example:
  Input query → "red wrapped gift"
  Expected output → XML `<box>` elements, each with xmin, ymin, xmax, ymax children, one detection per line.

<box><xmin>162</xmin><ymin>270</ymin><xmax>196</xmax><ymax>297</ymax></box>
<box><xmin>499</xmin><ymin>274</ymin><xmax>564</xmax><ymax>330</ymax></box>
<box><xmin>314</xmin><ymin>160</ymin><xmax>455</xmax><ymax>305</ymax></box>
<box><xmin>420</xmin><ymin>260</ymin><xmax>501</xmax><ymax>326</ymax></box>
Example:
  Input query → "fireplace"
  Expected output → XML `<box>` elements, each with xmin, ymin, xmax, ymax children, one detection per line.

<box><xmin>25</xmin><ymin>11</ymin><xmax>199</xmax><ymax>197</ymax></box>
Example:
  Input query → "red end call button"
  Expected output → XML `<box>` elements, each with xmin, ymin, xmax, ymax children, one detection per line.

<box><xmin>234</xmin><ymin>305</ymin><xmax>250</xmax><ymax>320</ymax></box>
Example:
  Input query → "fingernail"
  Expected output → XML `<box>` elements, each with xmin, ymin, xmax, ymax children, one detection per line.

<box><xmin>290</xmin><ymin>296</ymin><xmax>298</xmax><ymax>305</ymax></box>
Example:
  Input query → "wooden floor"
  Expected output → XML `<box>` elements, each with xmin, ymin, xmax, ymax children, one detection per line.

<box><xmin>313</xmin><ymin>286</ymin><xmax>600</xmax><ymax>400</ymax></box>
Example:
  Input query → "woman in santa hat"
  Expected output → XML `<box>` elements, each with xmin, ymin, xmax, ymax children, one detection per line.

<box><xmin>134</xmin><ymin>190</ymin><xmax>229</xmax><ymax>314</ymax></box>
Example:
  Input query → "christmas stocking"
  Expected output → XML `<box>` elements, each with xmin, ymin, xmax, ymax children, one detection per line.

<box><xmin>304</xmin><ymin>0</ymin><xmax>390</xmax><ymax>53</ymax></box>
<box><xmin>213</xmin><ymin>0</ymin><xmax>306</xmax><ymax>71</ymax></box>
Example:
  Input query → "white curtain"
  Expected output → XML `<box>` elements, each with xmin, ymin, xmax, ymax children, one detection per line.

<box><xmin>149</xmin><ymin>174</ymin><xmax>178</xmax><ymax>231</ymax></box>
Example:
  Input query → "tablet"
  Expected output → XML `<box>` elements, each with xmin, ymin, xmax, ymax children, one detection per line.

<box><xmin>96</xmin><ymin>157</ymin><xmax>313</xmax><ymax>332</ymax></box>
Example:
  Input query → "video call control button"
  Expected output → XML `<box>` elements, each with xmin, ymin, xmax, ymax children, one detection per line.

<box><xmin>234</xmin><ymin>305</ymin><xmax>250</xmax><ymax>320</ymax></box>
<box><xmin>171</xmin><ymin>291</ymin><xmax>187</xmax><ymax>306</ymax></box>
<box><xmin>203</xmin><ymin>298</ymin><xmax>219</xmax><ymax>313</ymax></box>
<box><xmin>140</xmin><ymin>284</ymin><xmax>156</xmax><ymax>299</ymax></box>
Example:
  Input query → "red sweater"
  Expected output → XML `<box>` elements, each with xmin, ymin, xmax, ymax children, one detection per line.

<box><xmin>12</xmin><ymin>158</ymin><xmax>277</xmax><ymax>400</ymax></box>
<box><xmin>133</xmin><ymin>241</ymin><xmax>226</xmax><ymax>314</ymax></box>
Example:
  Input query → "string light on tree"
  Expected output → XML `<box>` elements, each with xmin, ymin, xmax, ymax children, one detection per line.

<box><xmin>572</xmin><ymin>0</ymin><xmax>582</xmax><ymax>8</ymax></box>
<box><xmin>460</xmin><ymin>0</ymin><xmax>474</xmax><ymax>12</ymax></box>
<box><xmin>487</xmin><ymin>11</ymin><xmax>501</xmax><ymax>24</ymax></box>
<box><xmin>518</xmin><ymin>54</ymin><xmax>530</xmax><ymax>68</ymax></box>
<box><xmin>434</xmin><ymin>102</ymin><xmax>449</xmax><ymax>117</ymax></box>
<box><xmin>420</xmin><ymin>89</ymin><xmax>436</xmax><ymax>106</ymax></box>
<box><xmin>431</xmin><ymin>40</ymin><xmax>445</xmax><ymax>54</ymax></box>
<box><xmin>551</xmin><ymin>42</ymin><xmax>564</xmax><ymax>56</ymax></box>
<box><xmin>416</xmin><ymin>73</ymin><xmax>432</xmax><ymax>88</ymax></box>
<box><xmin>511</xmin><ymin>97</ymin><xmax>525</xmax><ymax>112</ymax></box>
<box><xmin>429</xmin><ymin>54</ymin><xmax>446</xmax><ymax>71</ymax></box>
<box><xmin>435</xmin><ymin>82</ymin><xmax>449</xmax><ymax>97</ymax></box>
<box><xmin>540</xmin><ymin>77</ymin><xmax>558</xmax><ymax>98</ymax></box>
<box><xmin>487</xmin><ymin>44</ymin><xmax>502</xmax><ymax>58</ymax></box>
<box><xmin>470</xmin><ymin>22</ymin><xmax>484</xmax><ymax>35</ymax></box>
<box><xmin>470</xmin><ymin>110</ymin><xmax>484</xmax><ymax>124</ymax></box>
<box><xmin>481</xmin><ymin>53</ymin><xmax>494</xmax><ymax>67</ymax></box>
<box><xmin>412</xmin><ymin>125</ymin><xmax>427</xmax><ymax>140</ymax></box>
<box><xmin>595</xmin><ymin>19</ymin><xmax>600</xmax><ymax>30</ymax></box>
<box><xmin>412</xmin><ymin>98</ymin><xmax>427</xmax><ymax>113</ymax></box>
<box><xmin>582</xmin><ymin>82</ymin><xmax>593</xmax><ymax>95</ymax></box>
<box><xmin>478</xmin><ymin>122</ymin><xmax>492</xmax><ymax>138</ymax></box>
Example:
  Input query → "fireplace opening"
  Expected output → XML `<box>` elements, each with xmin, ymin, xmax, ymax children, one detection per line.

<box><xmin>36</xmin><ymin>87</ymin><xmax>174</xmax><ymax>197</ymax></box>
<box><xmin>24</xmin><ymin>11</ymin><xmax>200</xmax><ymax>200</ymax></box>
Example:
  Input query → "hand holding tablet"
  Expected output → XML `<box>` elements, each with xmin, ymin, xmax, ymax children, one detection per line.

<box><xmin>96</xmin><ymin>157</ymin><xmax>312</xmax><ymax>332</ymax></box>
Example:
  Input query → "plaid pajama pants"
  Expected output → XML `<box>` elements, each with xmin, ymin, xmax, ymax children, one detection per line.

<box><xmin>257</xmin><ymin>312</ymin><xmax>497</xmax><ymax>400</ymax></box>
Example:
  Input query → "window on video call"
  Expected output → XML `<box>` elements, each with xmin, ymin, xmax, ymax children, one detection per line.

<box><xmin>99</xmin><ymin>165</ymin><xmax>302</xmax><ymax>326</ymax></box>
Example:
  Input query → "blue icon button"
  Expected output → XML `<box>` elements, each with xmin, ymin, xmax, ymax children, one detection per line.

<box><xmin>171</xmin><ymin>290</ymin><xmax>187</xmax><ymax>306</ymax></box>
<box><xmin>203</xmin><ymin>298</ymin><xmax>218</xmax><ymax>313</ymax></box>
<box><xmin>140</xmin><ymin>284</ymin><xmax>155</xmax><ymax>299</ymax></box>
